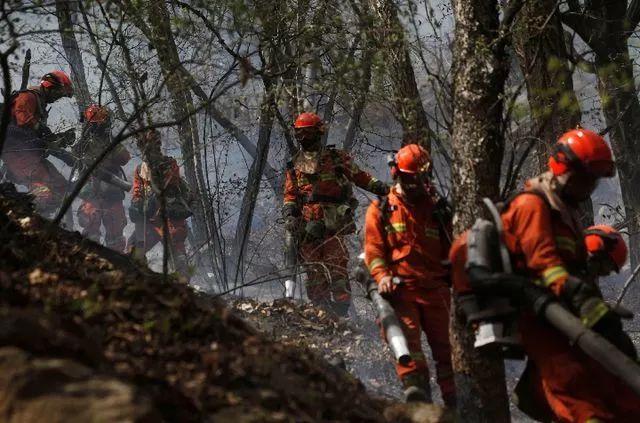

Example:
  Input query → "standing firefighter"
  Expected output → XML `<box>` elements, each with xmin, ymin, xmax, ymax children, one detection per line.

<box><xmin>450</xmin><ymin>128</ymin><xmax>640</xmax><ymax>422</ymax></box>
<box><xmin>127</xmin><ymin>130</ymin><xmax>193</xmax><ymax>276</ymax></box>
<box><xmin>364</xmin><ymin>144</ymin><xmax>455</xmax><ymax>406</ymax></box>
<box><xmin>3</xmin><ymin>71</ymin><xmax>74</xmax><ymax>216</ymax></box>
<box><xmin>75</xmin><ymin>105</ymin><xmax>130</xmax><ymax>252</ymax></box>
<box><xmin>283</xmin><ymin>112</ymin><xmax>388</xmax><ymax>316</ymax></box>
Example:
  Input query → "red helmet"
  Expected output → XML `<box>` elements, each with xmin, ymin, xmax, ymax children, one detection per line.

<box><xmin>548</xmin><ymin>128</ymin><xmax>615</xmax><ymax>177</ymax></box>
<box><xmin>584</xmin><ymin>225</ymin><xmax>627</xmax><ymax>272</ymax></box>
<box><xmin>293</xmin><ymin>112</ymin><xmax>323</xmax><ymax>129</ymax></box>
<box><xmin>84</xmin><ymin>104</ymin><xmax>110</xmax><ymax>124</ymax></box>
<box><xmin>394</xmin><ymin>144</ymin><xmax>431</xmax><ymax>174</ymax></box>
<box><xmin>40</xmin><ymin>71</ymin><xmax>73</xmax><ymax>97</ymax></box>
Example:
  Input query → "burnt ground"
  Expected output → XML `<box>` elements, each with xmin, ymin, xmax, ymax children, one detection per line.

<box><xmin>0</xmin><ymin>184</ymin><xmax>450</xmax><ymax>423</ymax></box>
<box><xmin>231</xmin><ymin>297</ymin><xmax>403</xmax><ymax>400</ymax></box>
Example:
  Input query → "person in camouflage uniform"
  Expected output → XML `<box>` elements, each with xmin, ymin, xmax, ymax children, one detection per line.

<box><xmin>75</xmin><ymin>104</ymin><xmax>130</xmax><ymax>252</ymax></box>
<box><xmin>283</xmin><ymin>112</ymin><xmax>389</xmax><ymax>316</ymax></box>
<box><xmin>127</xmin><ymin>129</ymin><xmax>193</xmax><ymax>277</ymax></box>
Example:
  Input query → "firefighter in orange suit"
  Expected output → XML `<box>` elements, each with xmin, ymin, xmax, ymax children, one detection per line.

<box><xmin>283</xmin><ymin>112</ymin><xmax>388</xmax><ymax>316</ymax></box>
<box><xmin>450</xmin><ymin>128</ymin><xmax>640</xmax><ymax>422</ymax></box>
<box><xmin>4</xmin><ymin>71</ymin><xmax>74</xmax><ymax>216</ymax></box>
<box><xmin>127</xmin><ymin>130</ymin><xmax>192</xmax><ymax>276</ymax></box>
<box><xmin>364</xmin><ymin>144</ymin><xmax>455</xmax><ymax>406</ymax></box>
<box><xmin>75</xmin><ymin>105</ymin><xmax>130</xmax><ymax>252</ymax></box>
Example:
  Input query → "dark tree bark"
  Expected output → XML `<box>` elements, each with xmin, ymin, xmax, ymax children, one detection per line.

<box><xmin>78</xmin><ymin>2</ymin><xmax>126</xmax><ymax>120</ymax></box>
<box><xmin>144</xmin><ymin>0</ymin><xmax>214</xmax><ymax>264</ymax></box>
<box><xmin>230</xmin><ymin>85</ymin><xmax>276</xmax><ymax>286</ymax></box>
<box><xmin>450</xmin><ymin>0</ymin><xmax>512</xmax><ymax>421</ymax></box>
<box><xmin>563</xmin><ymin>1</ymin><xmax>640</xmax><ymax>265</ymax></box>
<box><xmin>55</xmin><ymin>0</ymin><xmax>91</xmax><ymax>113</ymax></box>
<box><xmin>513</xmin><ymin>1</ymin><xmax>581</xmax><ymax>173</ymax></box>
<box><xmin>368</xmin><ymin>0</ymin><xmax>434</xmax><ymax>150</ymax></box>
<box><xmin>513</xmin><ymin>1</ymin><xmax>594</xmax><ymax>225</ymax></box>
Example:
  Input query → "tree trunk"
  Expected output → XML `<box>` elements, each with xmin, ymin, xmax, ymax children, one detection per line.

<box><xmin>55</xmin><ymin>0</ymin><xmax>91</xmax><ymax>112</ymax></box>
<box><xmin>595</xmin><ymin>45</ymin><xmax>640</xmax><ymax>266</ymax></box>
<box><xmin>145</xmin><ymin>1</ymin><xmax>212</xmax><ymax>261</ymax></box>
<box><xmin>450</xmin><ymin>0</ymin><xmax>511</xmax><ymax>421</ymax></box>
<box><xmin>512</xmin><ymin>1</ymin><xmax>594</xmax><ymax>225</ymax></box>
<box><xmin>369</xmin><ymin>0</ymin><xmax>434</xmax><ymax>150</ymax></box>
<box><xmin>513</xmin><ymin>0</ymin><xmax>581</xmax><ymax>173</ymax></box>
<box><xmin>78</xmin><ymin>2</ymin><xmax>126</xmax><ymax>120</ymax></box>
<box><xmin>562</xmin><ymin>0</ymin><xmax>640</xmax><ymax>265</ymax></box>
<box><xmin>230</xmin><ymin>85</ymin><xmax>276</xmax><ymax>287</ymax></box>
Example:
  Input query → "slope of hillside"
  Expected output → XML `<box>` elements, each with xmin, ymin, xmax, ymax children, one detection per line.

<box><xmin>0</xmin><ymin>184</ymin><xmax>391</xmax><ymax>422</ymax></box>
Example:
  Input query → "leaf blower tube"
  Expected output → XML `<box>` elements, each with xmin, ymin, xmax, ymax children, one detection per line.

<box><xmin>355</xmin><ymin>254</ymin><xmax>411</xmax><ymax>366</ymax></box>
<box><xmin>467</xmin><ymin>199</ymin><xmax>640</xmax><ymax>397</ymax></box>
<box><xmin>367</xmin><ymin>281</ymin><xmax>412</xmax><ymax>366</ymax></box>
<box><xmin>468</xmin><ymin>265</ymin><xmax>640</xmax><ymax>397</ymax></box>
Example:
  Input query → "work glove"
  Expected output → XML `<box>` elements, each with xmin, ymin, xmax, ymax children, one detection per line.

<box><xmin>592</xmin><ymin>311</ymin><xmax>638</xmax><ymax>359</ymax></box>
<box><xmin>369</xmin><ymin>180</ymin><xmax>390</xmax><ymax>197</ymax></box>
<box><xmin>562</xmin><ymin>276</ymin><xmax>610</xmax><ymax>329</ymax></box>
<box><xmin>378</xmin><ymin>275</ymin><xmax>397</xmax><ymax>295</ymax></box>
<box><xmin>284</xmin><ymin>215</ymin><xmax>301</xmax><ymax>233</ymax></box>
<box><xmin>282</xmin><ymin>203</ymin><xmax>301</xmax><ymax>233</ymax></box>
<box><xmin>433</xmin><ymin>196</ymin><xmax>453</xmax><ymax>223</ymax></box>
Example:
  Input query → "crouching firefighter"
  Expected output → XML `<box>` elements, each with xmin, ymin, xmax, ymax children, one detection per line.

<box><xmin>3</xmin><ymin>71</ymin><xmax>75</xmax><ymax>217</ymax></box>
<box><xmin>283</xmin><ymin>112</ymin><xmax>389</xmax><ymax>317</ymax></box>
<box><xmin>364</xmin><ymin>144</ymin><xmax>456</xmax><ymax>406</ymax></box>
<box><xmin>127</xmin><ymin>130</ymin><xmax>194</xmax><ymax>277</ymax></box>
<box><xmin>75</xmin><ymin>104</ymin><xmax>131</xmax><ymax>252</ymax></box>
<box><xmin>449</xmin><ymin>128</ymin><xmax>640</xmax><ymax>422</ymax></box>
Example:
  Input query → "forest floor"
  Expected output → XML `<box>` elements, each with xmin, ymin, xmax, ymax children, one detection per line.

<box><xmin>0</xmin><ymin>184</ymin><xmax>451</xmax><ymax>423</ymax></box>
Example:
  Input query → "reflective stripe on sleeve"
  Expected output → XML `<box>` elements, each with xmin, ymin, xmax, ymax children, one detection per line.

<box><xmin>368</xmin><ymin>257</ymin><xmax>387</xmax><ymax>272</ymax></box>
<box><xmin>542</xmin><ymin>265</ymin><xmax>569</xmax><ymax>287</ymax></box>
<box><xmin>555</xmin><ymin>236</ymin><xmax>576</xmax><ymax>254</ymax></box>
<box><xmin>385</xmin><ymin>222</ymin><xmax>407</xmax><ymax>233</ymax></box>
<box><xmin>581</xmin><ymin>301</ymin><xmax>609</xmax><ymax>328</ymax></box>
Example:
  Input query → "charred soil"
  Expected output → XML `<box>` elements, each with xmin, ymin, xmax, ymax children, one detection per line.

<box><xmin>0</xmin><ymin>184</ymin><xmax>450</xmax><ymax>422</ymax></box>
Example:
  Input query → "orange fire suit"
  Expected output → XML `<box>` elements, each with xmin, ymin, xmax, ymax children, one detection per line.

<box><xmin>449</xmin><ymin>174</ymin><xmax>640</xmax><ymax>422</ymax></box>
<box><xmin>76</xmin><ymin>137</ymin><xmax>130</xmax><ymax>252</ymax></box>
<box><xmin>284</xmin><ymin>147</ymin><xmax>386</xmax><ymax>309</ymax></box>
<box><xmin>4</xmin><ymin>89</ymin><xmax>67</xmax><ymax>215</ymax></box>
<box><xmin>127</xmin><ymin>159</ymin><xmax>188</xmax><ymax>271</ymax></box>
<box><xmin>364</xmin><ymin>187</ymin><xmax>455</xmax><ymax>401</ymax></box>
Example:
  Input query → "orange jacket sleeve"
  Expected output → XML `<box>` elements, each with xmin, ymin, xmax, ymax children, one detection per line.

<box><xmin>11</xmin><ymin>91</ymin><xmax>40</xmax><ymax>128</ymax></box>
<box><xmin>340</xmin><ymin>151</ymin><xmax>382</xmax><ymax>193</ymax></box>
<box><xmin>283</xmin><ymin>165</ymin><xmax>298</xmax><ymax>208</ymax></box>
<box><xmin>364</xmin><ymin>201</ymin><xmax>392</xmax><ymax>283</ymax></box>
<box><xmin>132</xmin><ymin>165</ymin><xmax>144</xmax><ymax>203</ymax></box>
<box><xmin>449</xmin><ymin>232</ymin><xmax>473</xmax><ymax>295</ymax></box>
<box><xmin>505</xmin><ymin>194</ymin><xmax>568</xmax><ymax>296</ymax></box>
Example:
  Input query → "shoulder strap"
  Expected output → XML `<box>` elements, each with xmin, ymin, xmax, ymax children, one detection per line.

<box><xmin>499</xmin><ymin>189</ymin><xmax>550</xmax><ymax>214</ymax></box>
<box><xmin>377</xmin><ymin>195</ymin><xmax>395</xmax><ymax>236</ymax></box>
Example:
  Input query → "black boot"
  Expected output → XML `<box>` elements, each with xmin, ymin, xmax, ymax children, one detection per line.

<box><xmin>402</xmin><ymin>374</ymin><xmax>432</xmax><ymax>403</ymax></box>
<box><xmin>329</xmin><ymin>301</ymin><xmax>350</xmax><ymax>318</ymax></box>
